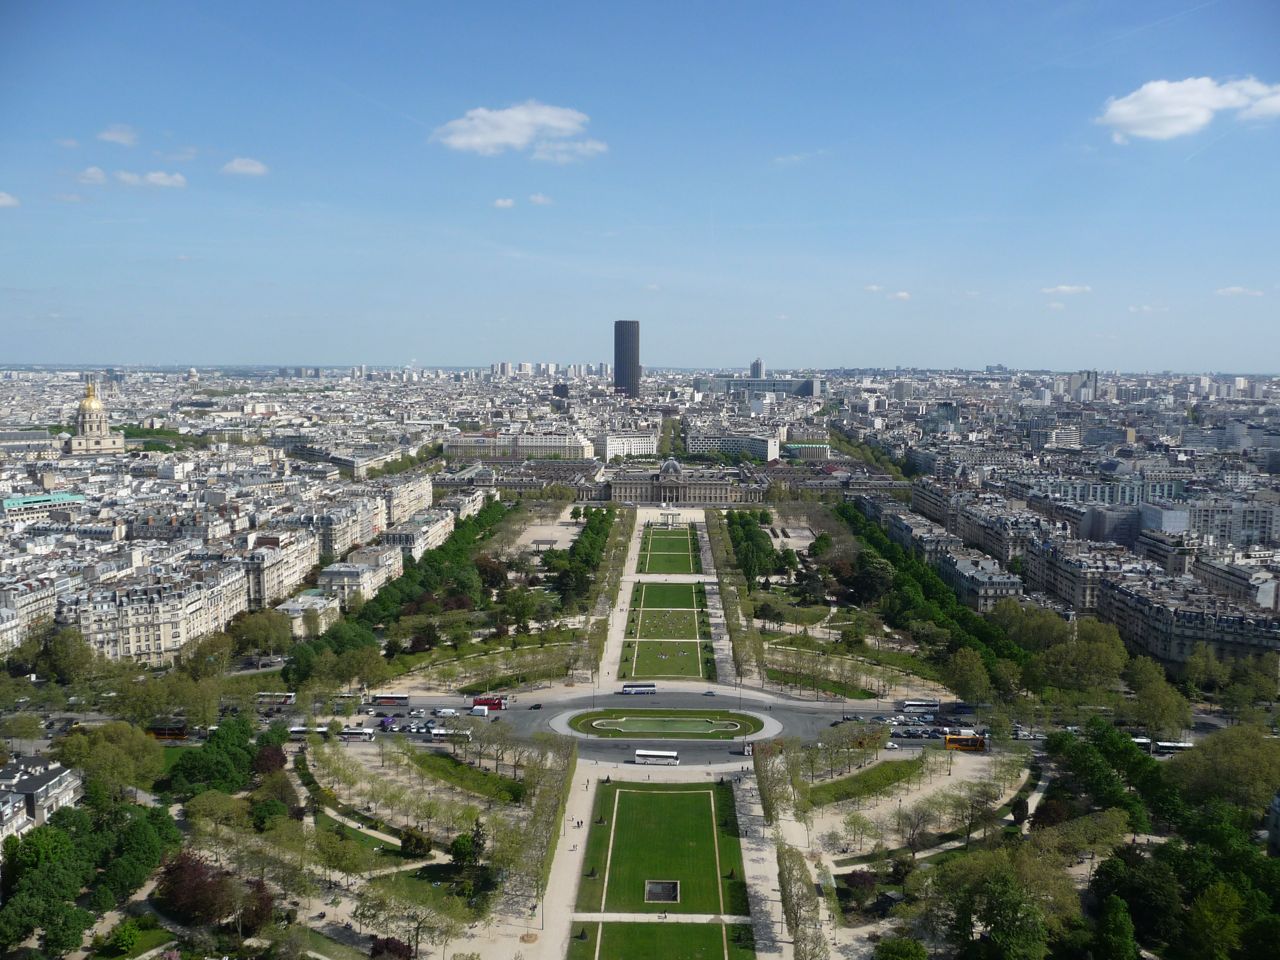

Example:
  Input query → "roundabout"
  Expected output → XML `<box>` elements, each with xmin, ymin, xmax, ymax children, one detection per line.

<box><xmin>566</xmin><ymin>708</ymin><xmax>767</xmax><ymax>740</ymax></box>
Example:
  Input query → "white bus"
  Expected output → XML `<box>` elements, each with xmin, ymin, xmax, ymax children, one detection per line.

<box><xmin>635</xmin><ymin>749</ymin><xmax>679</xmax><ymax>766</ymax></box>
<box><xmin>1153</xmin><ymin>741</ymin><xmax>1194</xmax><ymax>755</ymax></box>
<box><xmin>899</xmin><ymin>699</ymin><xmax>940</xmax><ymax>714</ymax></box>
<box><xmin>368</xmin><ymin>692</ymin><xmax>411</xmax><ymax>706</ymax></box>
<box><xmin>621</xmin><ymin>682</ymin><xmax>657</xmax><ymax>695</ymax></box>
<box><xmin>431</xmin><ymin>727</ymin><xmax>473</xmax><ymax>743</ymax></box>
<box><xmin>288</xmin><ymin>726</ymin><xmax>328</xmax><ymax>741</ymax></box>
<box><xmin>258</xmin><ymin>692</ymin><xmax>298</xmax><ymax>707</ymax></box>
<box><xmin>340</xmin><ymin>727</ymin><xmax>375</xmax><ymax>742</ymax></box>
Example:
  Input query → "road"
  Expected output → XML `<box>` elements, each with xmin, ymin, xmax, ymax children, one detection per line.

<box><xmin>338</xmin><ymin>681</ymin><xmax>934</xmax><ymax>766</ymax></box>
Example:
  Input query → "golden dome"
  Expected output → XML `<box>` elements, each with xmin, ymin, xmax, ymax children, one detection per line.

<box><xmin>78</xmin><ymin>382</ymin><xmax>104</xmax><ymax>414</ymax></box>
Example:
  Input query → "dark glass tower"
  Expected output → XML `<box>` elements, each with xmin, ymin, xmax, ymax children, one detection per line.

<box><xmin>613</xmin><ymin>320</ymin><xmax>640</xmax><ymax>398</ymax></box>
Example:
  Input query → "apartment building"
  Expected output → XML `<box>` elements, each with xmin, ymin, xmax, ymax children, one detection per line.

<box><xmin>1022</xmin><ymin>539</ymin><xmax>1139</xmax><ymax>613</ymax></box>
<box><xmin>317</xmin><ymin>545</ymin><xmax>403</xmax><ymax>608</ymax></box>
<box><xmin>935</xmin><ymin>549</ymin><xmax>1023</xmax><ymax>612</ymax></box>
<box><xmin>381</xmin><ymin>510</ymin><xmax>455</xmax><ymax>561</ymax></box>
<box><xmin>685</xmin><ymin>433</ymin><xmax>780</xmax><ymax>462</ymax></box>
<box><xmin>238</xmin><ymin>530</ymin><xmax>320</xmax><ymax>609</ymax></box>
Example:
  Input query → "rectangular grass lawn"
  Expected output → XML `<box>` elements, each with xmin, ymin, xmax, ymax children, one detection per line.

<box><xmin>634</xmin><ymin>608</ymin><xmax>700</xmax><ymax>639</ymax></box>
<box><xmin>638</xmin><ymin>582</ymin><xmax>700</xmax><ymax>609</ymax></box>
<box><xmin>639</xmin><ymin>551</ymin><xmax>695</xmax><ymax>574</ymax></box>
<box><xmin>566</xmin><ymin>922</ymin><xmax>757</xmax><ymax>960</ymax></box>
<box><xmin>631</xmin><ymin>640</ymin><xmax>703</xmax><ymax>678</ymax></box>
<box><xmin>575</xmin><ymin>781</ymin><xmax>748</xmax><ymax>916</ymax></box>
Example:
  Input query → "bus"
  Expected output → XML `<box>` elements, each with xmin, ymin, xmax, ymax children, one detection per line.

<box><xmin>944</xmin><ymin>734</ymin><xmax>986</xmax><ymax>752</ymax></box>
<box><xmin>368</xmin><ymin>692</ymin><xmax>410</xmax><ymax>706</ymax></box>
<box><xmin>1131</xmin><ymin>736</ymin><xmax>1153</xmax><ymax>752</ymax></box>
<box><xmin>472</xmin><ymin>696</ymin><xmax>509</xmax><ymax>711</ymax></box>
<box><xmin>431</xmin><ymin>727</ymin><xmax>473</xmax><ymax>743</ymax></box>
<box><xmin>340</xmin><ymin>727</ymin><xmax>374</xmax><ymax>742</ymax></box>
<box><xmin>1153</xmin><ymin>741</ymin><xmax>1194</xmax><ymax>755</ymax></box>
<box><xmin>635</xmin><ymin>749</ymin><xmax>679</xmax><ymax>765</ymax></box>
<box><xmin>257</xmin><ymin>692</ymin><xmax>297</xmax><ymax>707</ymax></box>
<box><xmin>288</xmin><ymin>726</ymin><xmax>330</xmax><ymax>741</ymax></box>
<box><xmin>899</xmin><ymin>699</ymin><xmax>941</xmax><ymax>714</ymax></box>
<box><xmin>620</xmin><ymin>682</ymin><xmax>657</xmax><ymax>695</ymax></box>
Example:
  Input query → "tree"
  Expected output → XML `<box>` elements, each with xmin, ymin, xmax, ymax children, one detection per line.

<box><xmin>0</xmin><ymin>713</ymin><xmax>45</xmax><ymax>754</ymax></box>
<box><xmin>1094</xmin><ymin>895</ymin><xmax>1139</xmax><ymax>960</ymax></box>
<box><xmin>946</xmin><ymin>648</ymin><xmax>992</xmax><ymax>705</ymax></box>
<box><xmin>1011</xmin><ymin>795</ymin><xmax>1029</xmax><ymax>826</ymax></box>
<box><xmin>1180</xmin><ymin>881</ymin><xmax>1242</xmax><ymax>960</ymax></box>
<box><xmin>1166</xmin><ymin>723</ymin><xmax>1280</xmax><ymax>811</ymax></box>
<box><xmin>873</xmin><ymin>938</ymin><xmax>927</xmax><ymax>960</ymax></box>
<box><xmin>851</xmin><ymin>553</ymin><xmax>895</xmax><ymax>605</ymax></box>
<box><xmin>894</xmin><ymin>800</ymin><xmax>938</xmax><ymax>857</ymax></box>
<box><xmin>108</xmin><ymin>920</ymin><xmax>141</xmax><ymax>955</ymax></box>
<box><xmin>182</xmin><ymin>632</ymin><xmax>234</xmax><ymax>679</ymax></box>
<box><xmin>1128</xmin><ymin>674</ymin><xmax>1191</xmax><ymax>739</ymax></box>
<box><xmin>1183</xmin><ymin>642</ymin><xmax>1226</xmax><ymax>695</ymax></box>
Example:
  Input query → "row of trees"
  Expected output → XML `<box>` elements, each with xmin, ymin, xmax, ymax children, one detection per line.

<box><xmin>778</xmin><ymin>842</ymin><xmax>830</xmax><ymax>960</ymax></box>
<box><xmin>541</xmin><ymin>506</ymin><xmax>616</xmax><ymax>610</ymax></box>
<box><xmin>724</xmin><ymin>509</ymin><xmax>783</xmax><ymax>588</ymax></box>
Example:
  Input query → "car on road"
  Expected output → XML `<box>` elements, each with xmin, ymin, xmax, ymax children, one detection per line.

<box><xmin>408</xmin><ymin>708</ymin><xmax>425</xmax><ymax>717</ymax></box>
<box><xmin>884</xmin><ymin>742</ymin><xmax>900</xmax><ymax>750</ymax></box>
<box><xmin>702</xmin><ymin>690</ymin><xmax>716</xmax><ymax>696</ymax></box>
<box><xmin>830</xmin><ymin>719</ymin><xmax>845</xmax><ymax>727</ymax></box>
<box><xmin>529</xmin><ymin>703</ymin><xmax>543</xmax><ymax>710</ymax></box>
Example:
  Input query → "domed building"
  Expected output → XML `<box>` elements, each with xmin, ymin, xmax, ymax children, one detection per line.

<box><xmin>607</xmin><ymin>457</ymin><xmax>767</xmax><ymax>504</ymax></box>
<box><xmin>65</xmin><ymin>382</ymin><xmax>125</xmax><ymax>456</ymax></box>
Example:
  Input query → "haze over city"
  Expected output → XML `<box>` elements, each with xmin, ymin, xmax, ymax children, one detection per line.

<box><xmin>2</xmin><ymin>1</ymin><xmax>1278</xmax><ymax>370</ymax></box>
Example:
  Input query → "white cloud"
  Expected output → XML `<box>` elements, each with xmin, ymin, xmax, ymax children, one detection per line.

<box><xmin>864</xmin><ymin>284</ymin><xmax>884</xmax><ymax>293</ymax></box>
<box><xmin>1041</xmin><ymin>284</ymin><xmax>1091</xmax><ymax>295</ymax></box>
<box><xmin>1216</xmin><ymin>286</ymin><xmax>1263</xmax><ymax>297</ymax></box>
<box><xmin>1097</xmin><ymin>76</ymin><xmax>1280</xmax><ymax>143</ymax></box>
<box><xmin>1128</xmin><ymin>304</ymin><xmax>1169</xmax><ymax>313</ymax></box>
<box><xmin>97</xmin><ymin>123</ymin><xmax>137</xmax><ymax>146</ymax></box>
<box><xmin>888</xmin><ymin>291</ymin><xmax>911</xmax><ymax>301</ymax></box>
<box><xmin>78</xmin><ymin>166</ymin><xmax>107</xmax><ymax>185</ymax></box>
<box><xmin>433</xmin><ymin>100</ymin><xmax>607</xmax><ymax>162</ymax></box>
<box><xmin>493</xmin><ymin>198</ymin><xmax>515</xmax><ymax>209</ymax></box>
<box><xmin>528</xmin><ymin>192</ymin><xmax>553</xmax><ymax>205</ymax></box>
<box><xmin>115</xmin><ymin>170</ymin><xmax>186</xmax><ymax>188</ymax></box>
<box><xmin>645</xmin><ymin>283</ymin><xmax>661</xmax><ymax>292</ymax></box>
<box><xmin>0</xmin><ymin>192</ymin><xmax>19</xmax><ymax>208</ymax></box>
<box><xmin>221</xmin><ymin>157</ymin><xmax>268</xmax><ymax>176</ymax></box>
<box><xmin>176</xmin><ymin>254</ymin><xmax>192</xmax><ymax>262</ymax></box>
<box><xmin>55</xmin><ymin>138</ymin><xmax>79</xmax><ymax>148</ymax></box>
<box><xmin>1047</xmin><ymin>302</ymin><xmax>1067</xmax><ymax>311</ymax></box>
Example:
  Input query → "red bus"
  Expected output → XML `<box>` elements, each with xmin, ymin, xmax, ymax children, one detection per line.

<box><xmin>472</xmin><ymin>696</ymin><xmax>509</xmax><ymax>711</ymax></box>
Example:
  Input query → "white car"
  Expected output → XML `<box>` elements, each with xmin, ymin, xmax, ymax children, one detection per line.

<box><xmin>884</xmin><ymin>741</ymin><xmax>901</xmax><ymax>750</ymax></box>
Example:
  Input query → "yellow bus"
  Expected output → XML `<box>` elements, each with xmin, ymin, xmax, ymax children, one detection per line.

<box><xmin>944</xmin><ymin>734</ymin><xmax>986</xmax><ymax>752</ymax></box>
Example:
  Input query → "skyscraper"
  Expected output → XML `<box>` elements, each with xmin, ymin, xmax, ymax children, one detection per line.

<box><xmin>613</xmin><ymin>320</ymin><xmax>640</xmax><ymax>398</ymax></box>
<box><xmin>750</xmin><ymin>357</ymin><xmax>765</xmax><ymax>379</ymax></box>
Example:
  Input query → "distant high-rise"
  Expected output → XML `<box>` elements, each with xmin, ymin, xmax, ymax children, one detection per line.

<box><xmin>613</xmin><ymin>320</ymin><xmax>640</xmax><ymax>398</ymax></box>
<box><xmin>750</xmin><ymin>357</ymin><xmax>765</xmax><ymax>379</ymax></box>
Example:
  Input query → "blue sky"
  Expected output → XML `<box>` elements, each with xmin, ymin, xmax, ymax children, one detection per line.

<box><xmin>1</xmin><ymin>1</ymin><xmax>1277</xmax><ymax>371</ymax></box>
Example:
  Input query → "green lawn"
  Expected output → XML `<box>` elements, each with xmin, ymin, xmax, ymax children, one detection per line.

<box><xmin>409</xmin><ymin>747</ymin><xmax>526</xmax><ymax>803</ymax></box>
<box><xmin>630</xmin><ymin>608</ymin><xmax>701</xmax><ymax>639</ymax></box>
<box><xmin>638</xmin><ymin>551</ymin><xmax>696</xmax><ymax>574</ymax></box>
<box><xmin>566</xmin><ymin>922</ymin><xmax>757</xmax><ymax>960</ymax></box>
<box><xmin>569</xmin><ymin>709</ymin><xmax>764</xmax><ymax>740</ymax></box>
<box><xmin>260</xmin><ymin>926</ymin><xmax>368</xmax><ymax>960</ymax></box>
<box><xmin>371</xmin><ymin>862</ymin><xmax>497</xmax><ymax>919</ymax></box>
<box><xmin>313</xmin><ymin>810</ymin><xmax>406</xmax><ymax>863</ymax></box>
<box><xmin>809</xmin><ymin>756</ymin><xmax>925</xmax><ymax>807</ymax></box>
<box><xmin>631</xmin><ymin>640</ymin><xmax>704</xmax><ymax>678</ymax></box>
<box><xmin>575</xmin><ymin>782</ymin><xmax>748</xmax><ymax>916</ymax></box>
<box><xmin>635</xmin><ymin>582</ymin><xmax>702</xmax><ymax>609</ymax></box>
<box><xmin>91</xmin><ymin>926</ymin><xmax>174</xmax><ymax>959</ymax></box>
<box><xmin>160</xmin><ymin>745</ymin><xmax>194</xmax><ymax>775</ymax></box>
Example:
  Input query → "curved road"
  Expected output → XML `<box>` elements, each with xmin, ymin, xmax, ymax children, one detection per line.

<box><xmin>357</xmin><ymin>680</ymin><xmax>929</xmax><ymax>766</ymax></box>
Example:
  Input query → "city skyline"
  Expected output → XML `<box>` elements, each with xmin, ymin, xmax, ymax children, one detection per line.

<box><xmin>1</xmin><ymin>2</ymin><xmax>1277</xmax><ymax>370</ymax></box>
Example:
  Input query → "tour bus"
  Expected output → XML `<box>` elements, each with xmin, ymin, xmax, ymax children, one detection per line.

<box><xmin>620</xmin><ymin>682</ymin><xmax>657</xmax><ymax>695</ymax></box>
<box><xmin>1130</xmin><ymin>736</ymin><xmax>1154</xmax><ymax>751</ymax></box>
<box><xmin>340</xmin><ymin>727</ymin><xmax>375</xmax><ymax>742</ymax></box>
<box><xmin>368</xmin><ymin>692</ymin><xmax>411</xmax><ymax>706</ymax></box>
<box><xmin>944</xmin><ymin>733</ymin><xmax>986</xmax><ymax>752</ymax></box>
<box><xmin>288</xmin><ymin>726</ymin><xmax>330</xmax><ymax>741</ymax></box>
<box><xmin>1153</xmin><ymin>741</ymin><xmax>1194</xmax><ymax>755</ymax></box>
<box><xmin>472</xmin><ymin>695</ymin><xmax>509</xmax><ymax>710</ymax></box>
<box><xmin>431</xmin><ymin>727</ymin><xmax>473</xmax><ymax>743</ymax></box>
<box><xmin>257</xmin><ymin>692</ymin><xmax>298</xmax><ymax>707</ymax></box>
<box><xmin>635</xmin><ymin>749</ymin><xmax>679</xmax><ymax>766</ymax></box>
<box><xmin>899</xmin><ymin>699</ymin><xmax>941</xmax><ymax>715</ymax></box>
